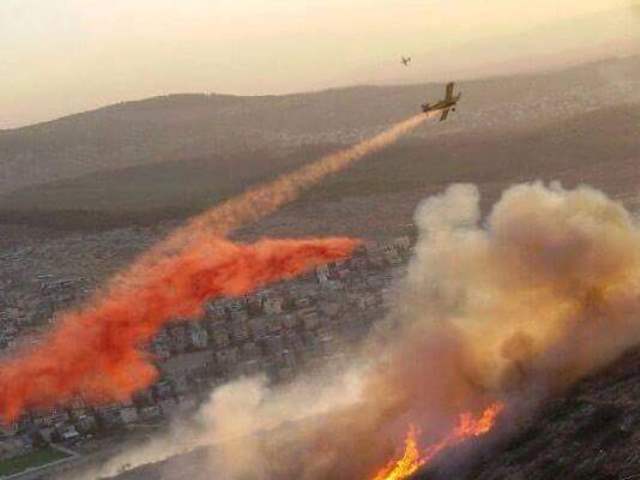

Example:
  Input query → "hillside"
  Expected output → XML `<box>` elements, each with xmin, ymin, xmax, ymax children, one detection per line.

<box><xmin>231</xmin><ymin>102</ymin><xmax>639</xmax><ymax>242</ymax></box>
<box><xmin>414</xmin><ymin>347</ymin><xmax>640</xmax><ymax>480</ymax></box>
<box><xmin>0</xmin><ymin>143</ymin><xmax>340</xmax><ymax>230</ymax></box>
<box><xmin>1</xmin><ymin>55</ymin><xmax>639</xmax><ymax>234</ymax></box>
<box><xmin>2</xmin><ymin>101</ymin><xmax>637</xmax><ymax>234</ymax></box>
<box><xmin>1</xmin><ymin>55</ymin><xmax>638</xmax><ymax>199</ymax></box>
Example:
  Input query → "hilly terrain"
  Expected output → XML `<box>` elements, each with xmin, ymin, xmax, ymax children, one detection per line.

<box><xmin>231</xmin><ymin>101</ymin><xmax>639</xmax><ymax>243</ymax></box>
<box><xmin>0</xmin><ymin>55</ymin><xmax>638</xmax><ymax>230</ymax></box>
<box><xmin>414</xmin><ymin>347</ymin><xmax>640</xmax><ymax>480</ymax></box>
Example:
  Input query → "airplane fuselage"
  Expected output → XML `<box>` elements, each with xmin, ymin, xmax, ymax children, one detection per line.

<box><xmin>421</xmin><ymin>82</ymin><xmax>461</xmax><ymax>121</ymax></box>
<box><xmin>421</xmin><ymin>97</ymin><xmax>459</xmax><ymax>113</ymax></box>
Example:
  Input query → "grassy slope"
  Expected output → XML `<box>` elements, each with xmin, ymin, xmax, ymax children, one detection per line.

<box><xmin>0</xmin><ymin>447</ymin><xmax>69</xmax><ymax>476</ymax></box>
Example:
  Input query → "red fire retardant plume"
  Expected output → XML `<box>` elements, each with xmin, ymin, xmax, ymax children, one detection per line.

<box><xmin>0</xmin><ymin>236</ymin><xmax>359</xmax><ymax>422</ymax></box>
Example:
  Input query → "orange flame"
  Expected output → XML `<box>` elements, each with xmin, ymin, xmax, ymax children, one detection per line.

<box><xmin>371</xmin><ymin>403</ymin><xmax>504</xmax><ymax>480</ymax></box>
<box><xmin>372</xmin><ymin>425</ymin><xmax>424</xmax><ymax>480</ymax></box>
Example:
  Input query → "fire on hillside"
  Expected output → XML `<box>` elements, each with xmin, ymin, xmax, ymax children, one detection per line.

<box><xmin>371</xmin><ymin>403</ymin><xmax>504</xmax><ymax>480</ymax></box>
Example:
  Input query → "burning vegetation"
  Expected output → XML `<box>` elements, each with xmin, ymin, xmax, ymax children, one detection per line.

<box><xmin>187</xmin><ymin>181</ymin><xmax>640</xmax><ymax>480</ymax></box>
<box><xmin>372</xmin><ymin>425</ymin><xmax>423</xmax><ymax>480</ymax></box>
<box><xmin>372</xmin><ymin>403</ymin><xmax>504</xmax><ymax>480</ymax></box>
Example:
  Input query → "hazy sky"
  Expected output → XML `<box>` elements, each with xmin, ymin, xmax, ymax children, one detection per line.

<box><xmin>1</xmin><ymin>0</ymin><xmax>637</xmax><ymax>128</ymax></box>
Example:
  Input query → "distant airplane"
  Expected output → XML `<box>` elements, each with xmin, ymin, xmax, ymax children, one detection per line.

<box><xmin>421</xmin><ymin>82</ymin><xmax>461</xmax><ymax>121</ymax></box>
<box><xmin>401</xmin><ymin>56</ymin><xmax>411</xmax><ymax>66</ymax></box>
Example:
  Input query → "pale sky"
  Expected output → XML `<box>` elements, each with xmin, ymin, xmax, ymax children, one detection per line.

<box><xmin>0</xmin><ymin>0</ymin><xmax>637</xmax><ymax>128</ymax></box>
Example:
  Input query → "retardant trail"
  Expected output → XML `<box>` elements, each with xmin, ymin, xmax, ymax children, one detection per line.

<box><xmin>0</xmin><ymin>237</ymin><xmax>359</xmax><ymax>422</ymax></box>
<box><xmin>0</xmin><ymin>113</ymin><xmax>426</xmax><ymax>422</ymax></box>
<box><xmin>129</xmin><ymin>113</ymin><xmax>429</xmax><ymax>267</ymax></box>
<box><xmin>189</xmin><ymin>114</ymin><xmax>427</xmax><ymax>234</ymax></box>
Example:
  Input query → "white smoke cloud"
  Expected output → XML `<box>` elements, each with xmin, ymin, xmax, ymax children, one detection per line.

<box><xmin>72</xmin><ymin>181</ymin><xmax>640</xmax><ymax>480</ymax></box>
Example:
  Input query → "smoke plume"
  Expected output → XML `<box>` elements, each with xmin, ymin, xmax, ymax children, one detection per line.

<box><xmin>101</xmin><ymin>181</ymin><xmax>640</xmax><ymax>480</ymax></box>
<box><xmin>0</xmin><ymin>236</ymin><xmax>358</xmax><ymax>422</ymax></box>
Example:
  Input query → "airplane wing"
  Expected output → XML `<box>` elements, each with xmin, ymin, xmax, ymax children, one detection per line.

<box><xmin>445</xmin><ymin>82</ymin><xmax>454</xmax><ymax>101</ymax></box>
<box><xmin>439</xmin><ymin>108</ymin><xmax>450</xmax><ymax>122</ymax></box>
